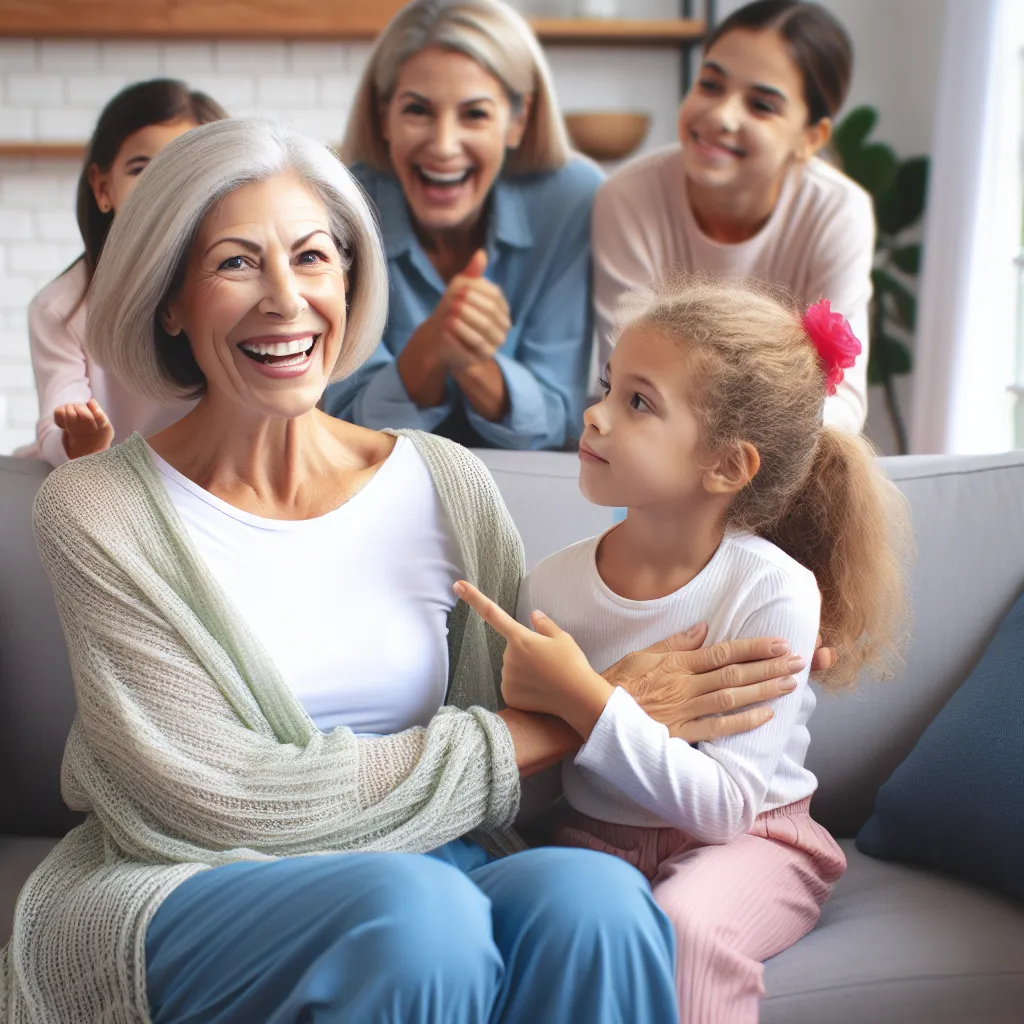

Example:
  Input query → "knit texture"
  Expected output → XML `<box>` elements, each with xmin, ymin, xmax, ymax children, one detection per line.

<box><xmin>1</xmin><ymin>429</ymin><xmax>525</xmax><ymax>1023</ymax></box>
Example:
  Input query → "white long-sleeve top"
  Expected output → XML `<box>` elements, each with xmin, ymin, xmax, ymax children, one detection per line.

<box><xmin>592</xmin><ymin>149</ymin><xmax>874</xmax><ymax>433</ymax></box>
<box><xmin>517</xmin><ymin>529</ymin><xmax>822</xmax><ymax>844</ymax></box>
<box><xmin>24</xmin><ymin>260</ymin><xmax>195</xmax><ymax>466</ymax></box>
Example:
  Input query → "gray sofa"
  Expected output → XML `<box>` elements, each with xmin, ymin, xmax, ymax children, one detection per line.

<box><xmin>2</xmin><ymin>448</ymin><xmax>1023</xmax><ymax>1022</ymax></box>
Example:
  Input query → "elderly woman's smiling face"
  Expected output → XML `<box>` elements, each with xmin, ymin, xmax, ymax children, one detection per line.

<box><xmin>160</xmin><ymin>173</ymin><xmax>348</xmax><ymax>420</ymax></box>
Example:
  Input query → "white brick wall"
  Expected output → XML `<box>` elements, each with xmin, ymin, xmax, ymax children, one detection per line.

<box><xmin>0</xmin><ymin>34</ymin><xmax>681</xmax><ymax>454</ymax></box>
<box><xmin>0</xmin><ymin>38</ymin><xmax>366</xmax><ymax>453</ymax></box>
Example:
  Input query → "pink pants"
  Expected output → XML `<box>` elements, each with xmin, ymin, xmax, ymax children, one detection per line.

<box><xmin>554</xmin><ymin>798</ymin><xmax>846</xmax><ymax>1024</ymax></box>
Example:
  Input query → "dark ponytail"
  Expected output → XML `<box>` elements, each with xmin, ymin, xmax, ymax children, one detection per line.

<box><xmin>705</xmin><ymin>0</ymin><xmax>853</xmax><ymax>124</ymax></box>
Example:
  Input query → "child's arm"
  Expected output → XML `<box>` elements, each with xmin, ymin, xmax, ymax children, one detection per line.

<box><xmin>29</xmin><ymin>294</ymin><xmax>94</xmax><ymax>467</ymax></box>
<box><xmin>574</xmin><ymin>573</ymin><xmax>820</xmax><ymax>844</ymax></box>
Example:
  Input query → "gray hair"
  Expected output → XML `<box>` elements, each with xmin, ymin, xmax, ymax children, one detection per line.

<box><xmin>343</xmin><ymin>0</ymin><xmax>570</xmax><ymax>175</ymax></box>
<box><xmin>88</xmin><ymin>117</ymin><xmax>389</xmax><ymax>404</ymax></box>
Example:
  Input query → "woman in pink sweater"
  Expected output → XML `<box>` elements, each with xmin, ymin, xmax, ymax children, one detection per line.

<box><xmin>593</xmin><ymin>0</ymin><xmax>873</xmax><ymax>433</ymax></box>
<box><xmin>24</xmin><ymin>79</ymin><xmax>226</xmax><ymax>465</ymax></box>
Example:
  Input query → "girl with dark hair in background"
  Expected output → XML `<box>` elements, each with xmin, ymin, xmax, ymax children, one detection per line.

<box><xmin>593</xmin><ymin>0</ymin><xmax>873</xmax><ymax>433</ymax></box>
<box><xmin>22</xmin><ymin>79</ymin><xmax>226</xmax><ymax>465</ymax></box>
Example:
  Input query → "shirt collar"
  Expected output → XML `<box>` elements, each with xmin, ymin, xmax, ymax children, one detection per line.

<box><xmin>377</xmin><ymin>173</ymin><xmax>535</xmax><ymax>260</ymax></box>
<box><xmin>489</xmin><ymin>177</ymin><xmax>533</xmax><ymax>251</ymax></box>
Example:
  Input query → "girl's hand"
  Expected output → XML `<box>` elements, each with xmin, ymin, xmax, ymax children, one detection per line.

<box><xmin>454</xmin><ymin>581</ymin><xmax>614</xmax><ymax>739</ymax></box>
<box><xmin>54</xmin><ymin>399</ymin><xmax>114</xmax><ymax>460</ymax></box>
<box><xmin>603</xmin><ymin>623</ymin><xmax>805</xmax><ymax>743</ymax></box>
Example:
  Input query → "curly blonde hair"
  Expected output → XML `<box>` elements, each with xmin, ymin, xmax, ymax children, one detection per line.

<box><xmin>619</xmin><ymin>278</ymin><xmax>912</xmax><ymax>689</ymax></box>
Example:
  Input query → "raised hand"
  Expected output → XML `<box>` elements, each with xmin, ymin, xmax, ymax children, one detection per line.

<box><xmin>53</xmin><ymin>398</ymin><xmax>115</xmax><ymax>460</ymax></box>
<box><xmin>435</xmin><ymin>249</ymin><xmax>510</xmax><ymax>371</ymax></box>
<box><xmin>397</xmin><ymin>249</ymin><xmax>512</xmax><ymax>409</ymax></box>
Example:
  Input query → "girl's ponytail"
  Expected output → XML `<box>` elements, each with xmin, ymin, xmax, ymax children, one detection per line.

<box><xmin>765</xmin><ymin>428</ymin><xmax>912</xmax><ymax>688</ymax></box>
<box><xmin>627</xmin><ymin>279</ymin><xmax>912</xmax><ymax>691</ymax></box>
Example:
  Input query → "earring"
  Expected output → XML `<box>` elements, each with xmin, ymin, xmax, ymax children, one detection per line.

<box><xmin>100</xmin><ymin>202</ymin><xmax>111</xmax><ymax>213</ymax></box>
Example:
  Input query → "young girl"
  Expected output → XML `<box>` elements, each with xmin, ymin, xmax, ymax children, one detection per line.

<box><xmin>593</xmin><ymin>0</ymin><xmax>872</xmax><ymax>433</ymax></box>
<box><xmin>22</xmin><ymin>79</ymin><xmax>226</xmax><ymax>466</ymax></box>
<box><xmin>456</xmin><ymin>278</ymin><xmax>910</xmax><ymax>1023</ymax></box>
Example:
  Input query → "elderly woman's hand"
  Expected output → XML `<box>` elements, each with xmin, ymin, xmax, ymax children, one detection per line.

<box><xmin>454</xmin><ymin>581</ymin><xmax>808</xmax><ymax>746</ymax></box>
<box><xmin>601</xmin><ymin>623</ymin><xmax>804</xmax><ymax>743</ymax></box>
<box><xmin>54</xmin><ymin>399</ymin><xmax>115</xmax><ymax>460</ymax></box>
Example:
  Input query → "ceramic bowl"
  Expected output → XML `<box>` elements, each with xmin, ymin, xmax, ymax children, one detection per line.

<box><xmin>564</xmin><ymin>111</ymin><xmax>651</xmax><ymax>162</ymax></box>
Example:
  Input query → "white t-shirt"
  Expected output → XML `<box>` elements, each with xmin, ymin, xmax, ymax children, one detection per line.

<box><xmin>592</xmin><ymin>150</ymin><xmax>875</xmax><ymax>433</ymax></box>
<box><xmin>518</xmin><ymin>529</ymin><xmax>821</xmax><ymax>844</ymax></box>
<box><xmin>149</xmin><ymin>435</ymin><xmax>463</xmax><ymax>735</ymax></box>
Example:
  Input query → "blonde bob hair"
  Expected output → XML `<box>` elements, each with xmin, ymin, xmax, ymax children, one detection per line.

<box><xmin>88</xmin><ymin>118</ymin><xmax>389</xmax><ymax>405</ymax></box>
<box><xmin>343</xmin><ymin>0</ymin><xmax>571</xmax><ymax>175</ymax></box>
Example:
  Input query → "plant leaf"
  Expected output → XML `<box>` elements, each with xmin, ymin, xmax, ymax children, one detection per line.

<box><xmin>857</xmin><ymin>143</ymin><xmax>899</xmax><ymax>200</ymax></box>
<box><xmin>877</xmin><ymin>157</ymin><xmax>929</xmax><ymax>236</ymax></box>
<box><xmin>867</xmin><ymin>334</ymin><xmax>913</xmax><ymax>383</ymax></box>
<box><xmin>832</xmin><ymin>106</ymin><xmax>878</xmax><ymax>166</ymax></box>
<box><xmin>873</xmin><ymin>268</ymin><xmax>917</xmax><ymax>330</ymax></box>
<box><xmin>891</xmin><ymin>244</ymin><xmax>922</xmax><ymax>275</ymax></box>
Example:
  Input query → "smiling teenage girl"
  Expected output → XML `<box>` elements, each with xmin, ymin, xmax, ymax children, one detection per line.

<box><xmin>21</xmin><ymin>79</ymin><xmax>226</xmax><ymax>465</ymax></box>
<box><xmin>324</xmin><ymin>0</ymin><xmax>603</xmax><ymax>450</ymax></box>
<box><xmin>593</xmin><ymin>0</ymin><xmax>872</xmax><ymax>432</ymax></box>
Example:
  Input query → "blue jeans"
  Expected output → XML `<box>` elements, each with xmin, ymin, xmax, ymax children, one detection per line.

<box><xmin>145</xmin><ymin>839</ymin><xmax>678</xmax><ymax>1023</ymax></box>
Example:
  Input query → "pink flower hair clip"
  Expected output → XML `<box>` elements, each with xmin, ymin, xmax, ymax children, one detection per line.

<box><xmin>801</xmin><ymin>299</ymin><xmax>862</xmax><ymax>395</ymax></box>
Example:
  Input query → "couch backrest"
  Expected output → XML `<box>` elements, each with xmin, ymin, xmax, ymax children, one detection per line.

<box><xmin>3</xmin><ymin>449</ymin><xmax>1024</xmax><ymax>840</ymax></box>
<box><xmin>477</xmin><ymin>449</ymin><xmax>1024</xmax><ymax>838</ymax></box>
<box><xmin>0</xmin><ymin>456</ymin><xmax>81</xmax><ymax>836</ymax></box>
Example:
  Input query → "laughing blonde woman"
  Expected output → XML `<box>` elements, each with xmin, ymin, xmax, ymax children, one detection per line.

<box><xmin>324</xmin><ymin>0</ymin><xmax>603</xmax><ymax>451</ymax></box>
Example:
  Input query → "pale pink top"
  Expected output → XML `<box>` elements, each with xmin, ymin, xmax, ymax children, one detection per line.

<box><xmin>592</xmin><ymin>149</ymin><xmax>875</xmax><ymax>433</ymax></box>
<box><xmin>24</xmin><ymin>260</ymin><xmax>195</xmax><ymax>466</ymax></box>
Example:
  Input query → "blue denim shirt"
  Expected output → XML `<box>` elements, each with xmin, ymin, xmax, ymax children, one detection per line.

<box><xmin>323</xmin><ymin>157</ymin><xmax>604</xmax><ymax>449</ymax></box>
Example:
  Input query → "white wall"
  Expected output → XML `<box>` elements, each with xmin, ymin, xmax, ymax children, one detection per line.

<box><xmin>0</xmin><ymin>38</ymin><xmax>368</xmax><ymax>455</ymax></box>
<box><xmin>0</xmin><ymin>0</ymin><xmax>944</xmax><ymax>455</ymax></box>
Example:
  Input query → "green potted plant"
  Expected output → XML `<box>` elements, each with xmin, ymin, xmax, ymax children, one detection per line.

<box><xmin>832</xmin><ymin>106</ymin><xmax>929</xmax><ymax>453</ymax></box>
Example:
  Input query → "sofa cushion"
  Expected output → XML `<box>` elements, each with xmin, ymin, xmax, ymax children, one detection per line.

<box><xmin>0</xmin><ymin>456</ymin><xmax>80</xmax><ymax>837</ymax></box>
<box><xmin>856</xmin><ymin>589</ymin><xmax>1024</xmax><ymax>901</ymax></box>
<box><xmin>761</xmin><ymin>841</ymin><xmax>1024</xmax><ymax>1024</ymax></box>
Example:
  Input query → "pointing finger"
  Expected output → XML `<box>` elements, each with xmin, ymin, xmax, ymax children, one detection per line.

<box><xmin>454</xmin><ymin>580</ymin><xmax>525</xmax><ymax>641</ymax></box>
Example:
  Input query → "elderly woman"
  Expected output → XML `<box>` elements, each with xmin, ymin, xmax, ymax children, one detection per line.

<box><xmin>323</xmin><ymin>0</ymin><xmax>602</xmax><ymax>451</ymax></box>
<box><xmin>3</xmin><ymin>119</ymin><xmax>812</xmax><ymax>1023</ymax></box>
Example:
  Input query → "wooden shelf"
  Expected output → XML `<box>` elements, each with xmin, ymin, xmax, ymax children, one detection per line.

<box><xmin>532</xmin><ymin>18</ymin><xmax>704</xmax><ymax>46</ymax></box>
<box><xmin>0</xmin><ymin>2</ymin><xmax>705</xmax><ymax>44</ymax></box>
<box><xmin>0</xmin><ymin>142</ymin><xmax>85</xmax><ymax>159</ymax></box>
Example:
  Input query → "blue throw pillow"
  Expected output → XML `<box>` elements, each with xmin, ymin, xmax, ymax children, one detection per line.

<box><xmin>856</xmin><ymin>590</ymin><xmax>1024</xmax><ymax>902</ymax></box>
